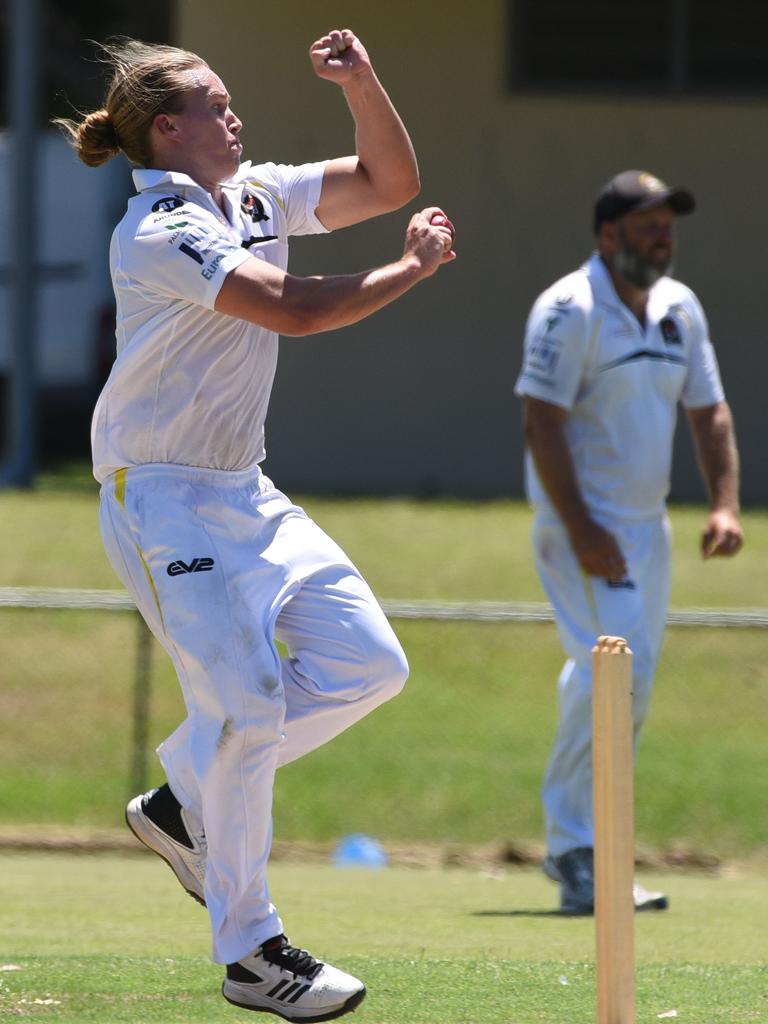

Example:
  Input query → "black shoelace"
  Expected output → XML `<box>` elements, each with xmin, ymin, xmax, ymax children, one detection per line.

<box><xmin>261</xmin><ymin>936</ymin><xmax>324</xmax><ymax>981</ymax></box>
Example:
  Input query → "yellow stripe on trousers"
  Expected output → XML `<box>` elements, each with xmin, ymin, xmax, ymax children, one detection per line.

<box><xmin>114</xmin><ymin>467</ymin><xmax>166</xmax><ymax>634</ymax></box>
<box><xmin>114</xmin><ymin>468</ymin><xmax>127</xmax><ymax>508</ymax></box>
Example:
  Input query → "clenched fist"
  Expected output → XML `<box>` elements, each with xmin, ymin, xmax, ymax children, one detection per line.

<box><xmin>309</xmin><ymin>29</ymin><xmax>372</xmax><ymax>85</ymax></box>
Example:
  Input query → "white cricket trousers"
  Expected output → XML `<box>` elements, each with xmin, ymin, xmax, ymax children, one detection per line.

<box><xmin>99</xmin><ymin>463</ymin><xmax>408</xmax><ymax>964</ymax></box>
<box><xmin>532</xmin><ymin>513</ymin><xmax>671</xmax><ymax>858</ymax></box>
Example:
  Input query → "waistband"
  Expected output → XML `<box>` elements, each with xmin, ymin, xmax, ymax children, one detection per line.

<box><xmin>102</xmin><ymin>461</ymin><xmax>268</xmax><ymax>495</ymax></box>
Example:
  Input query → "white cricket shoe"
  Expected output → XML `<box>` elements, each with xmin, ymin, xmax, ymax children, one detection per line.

<box><xmin>632</xmin><ymin>880</ymin><xmax>669</xmax><ymax>912</ymax></box>
<box><xmin>222</xmin><ymin>934</ymin><xmax>366</xmax><ymax>1021</ymax></box>
<box><xmin>125</xmin><ymin>784</ymin><xmax>207</xmax><ymax>905</ymax></box>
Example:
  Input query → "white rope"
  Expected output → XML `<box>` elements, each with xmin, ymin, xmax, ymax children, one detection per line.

<box><xmin>1</xmin><ymin>587</ymin><xmax>766</xmax><ymax>628</ymax></box>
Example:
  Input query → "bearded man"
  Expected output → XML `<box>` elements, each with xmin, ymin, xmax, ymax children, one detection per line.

<box><xmin>514</xmin><ymin>170</ymin><xmax>742</xmax><ymax>915</ymax></box>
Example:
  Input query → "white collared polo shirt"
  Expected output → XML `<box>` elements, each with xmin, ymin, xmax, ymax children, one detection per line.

<box><xmin>515</xmin><ymin>253</ymin><xmax>725</xmax><ymax>520</ymax></box>
<box><xmin>92</xmin><ymin>160</ymin><xmax>328</xmax><ymax>483</ymax></box>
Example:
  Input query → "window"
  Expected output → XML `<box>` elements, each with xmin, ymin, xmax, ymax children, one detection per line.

<box><xmin>509</xmin><ymin>0</ymin><xmax>768</xmax><ymax>94</ymax></box>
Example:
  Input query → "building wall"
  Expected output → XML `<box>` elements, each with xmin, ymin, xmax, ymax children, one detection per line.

<box><xmin>177</xmin><ymin>1</ymin><xmax>768</xmax><ymax>503</ymax></box>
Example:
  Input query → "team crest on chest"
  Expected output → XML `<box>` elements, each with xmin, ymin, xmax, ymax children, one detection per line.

<box><xmin>241</xmin><ymin>190</ymin><xmax>270</xmax><ymax>223</ymax></box>
<box><xmin>659</xmin><ymin>316</ymin><xmax>682</xmax><ymax>345</ymax></box>
<box><xmin>659</xmin><ymin>303</ymin><xmax>692</xmax><ymax>346</ymax></box>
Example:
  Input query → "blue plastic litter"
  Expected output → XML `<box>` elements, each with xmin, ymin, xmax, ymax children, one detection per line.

<box><xmin>332</xmin><ymin>833</ymin><xmax>388</xmax><ymax>868</ymax></box>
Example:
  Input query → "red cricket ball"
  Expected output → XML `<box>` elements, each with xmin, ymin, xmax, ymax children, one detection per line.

<box><xmin>431</xmin><ymin>213</ymin><xmax>455</xmax><ymax>237</ymax></box>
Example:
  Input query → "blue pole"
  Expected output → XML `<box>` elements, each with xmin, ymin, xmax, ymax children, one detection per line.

<box><xmin>0</xmin><ymin>0</ymin><xmax>40</xmax><ymax>487</ymax></box>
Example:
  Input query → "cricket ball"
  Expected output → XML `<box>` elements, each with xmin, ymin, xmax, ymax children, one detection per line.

<box><xmin>431</xmin><ymin>213</ymin><xmax>455</xmax><ymax>238</ymax></box>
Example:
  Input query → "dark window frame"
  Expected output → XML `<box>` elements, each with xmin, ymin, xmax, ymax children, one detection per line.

<box><xmin>0</xmin><ymin>0</ymin><xmax>173</xmax><ymax>128</ymax></box>
<box><xmin>507</xmin><ymin>0</ymin><xmax>768</xmax><ymax>97</ymax></box>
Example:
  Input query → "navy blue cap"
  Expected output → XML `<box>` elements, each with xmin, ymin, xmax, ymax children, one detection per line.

<box><xmin>594</xmin><ymin>170</ymin><xmax>695</xmax><ymax>233</ymax></box>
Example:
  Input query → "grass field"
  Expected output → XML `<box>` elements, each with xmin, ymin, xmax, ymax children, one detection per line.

<box><xmin>0</xmin><ymin>612</ymin><xmax>766</xmax><ymax>858</ymax></box>
<box><xmin>1</xmin><ymin>852</ymin><xmax>766</xmax><ymax>1023</ymax></box>
<box><xmin>3</xmin><ymin>463</ymin><xmax>768</xmax><ymax>606</ymax></box>
<box><xmin>1</xmin><ymin>469</ymin><xmax>767</xmax><ymax>861</ymax></box>
<box><xmin>1</xmin><ymin>472</ymin><xmax>767</xmax><ymax>1023</ymax></box>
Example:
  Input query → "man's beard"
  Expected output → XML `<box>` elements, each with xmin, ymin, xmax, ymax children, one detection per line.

<box><xmin>614</xmin><ymin>239</ymin><xmax>673</xmax><ymax>289</ymax></box>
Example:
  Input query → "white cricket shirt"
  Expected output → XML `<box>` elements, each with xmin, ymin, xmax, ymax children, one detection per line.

<box><xmin>91</xmin><ymin>160</ymin><xmax>329</xmax><ymax>483</ymax></box>
<box><xmin>515</xmin><ymin>253</ymin><xmax>725</xmax><ymax>520</ymax></box>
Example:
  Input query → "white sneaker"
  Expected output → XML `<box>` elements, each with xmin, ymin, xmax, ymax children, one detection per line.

<box><xmin>632</xmin><ymin>881</ymin><xmax>669</xmax><ymax>912</ymax></box>
<box><xmin>222</xmin><ymin>934</ymin><xmax>366</xmax><ymax>1021</ymax></box>
<box><xmin>125</xmin><ymin>785</ymin><xmax>207</xmax><ymax>905</ymax></box>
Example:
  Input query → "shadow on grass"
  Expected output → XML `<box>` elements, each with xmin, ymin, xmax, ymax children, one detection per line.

<box><xmin>471</xmin><ymin>909</ymin><xmax>575</xmax><ymax>918</ymax></box>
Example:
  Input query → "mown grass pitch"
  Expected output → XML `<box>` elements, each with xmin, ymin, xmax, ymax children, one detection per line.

<box><xmin>1</xmin><ymin>852</ymin><xmax>766</xmax><ymax>1023</ymax></box>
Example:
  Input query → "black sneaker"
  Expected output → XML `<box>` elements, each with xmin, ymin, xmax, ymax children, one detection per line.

<box><xmin>543</xmin><ymin>847</ymin><xmax>668</xmax><ymax>914</ymax></box>
<box><xmin>222</xmin><ymin>934</ymin><xmax>366</xmax><ymax>1021</ymax></box>
<box><xmin>125</xmin><ymin>784</ymin><xmax>206</xmax><ymax>905</ymax></box>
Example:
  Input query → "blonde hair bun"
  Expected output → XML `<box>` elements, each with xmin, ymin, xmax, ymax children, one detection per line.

<box><xmin>76</xmin><ymin>109</ymin><xmax>121</xmax><ymax>167</ymax></box>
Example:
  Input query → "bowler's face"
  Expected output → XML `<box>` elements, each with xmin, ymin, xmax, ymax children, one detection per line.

<box><xmin>171</xmin><ymin>70</ymin><xmax>244</xmax><ymax>182</ymax></box>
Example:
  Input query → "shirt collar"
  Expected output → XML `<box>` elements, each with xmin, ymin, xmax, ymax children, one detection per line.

<box><xmin>584</xmin><ymin>251</ymin><xmax>618</xmax><ymax>308</ymax></box>
<box><xmin>132</xmin><ymin>161</ymin><xmax>253</xmax><ymax>194</ymax></box>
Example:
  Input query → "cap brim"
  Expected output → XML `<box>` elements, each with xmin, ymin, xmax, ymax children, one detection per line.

<box><xmin>637</xmin><ymin>186</ymin><xmax>696</xmax><ymax>216</ymax></box>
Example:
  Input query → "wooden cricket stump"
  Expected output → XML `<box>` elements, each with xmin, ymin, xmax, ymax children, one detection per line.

<box><xmin>592</xmin><ymin>636</ymin><xmax>635</xmax><ymax>1024</ymax></box>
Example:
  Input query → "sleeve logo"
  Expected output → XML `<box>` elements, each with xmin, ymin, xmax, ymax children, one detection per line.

<box><xmin>151</xmin><ymin>195</ymin><xmax>185</xmax><ymax>214</ymax></box>
<box><xmin>173</xmin><ymin>226</ymin><xmax>240</xmax><ymax>279</ymax></box>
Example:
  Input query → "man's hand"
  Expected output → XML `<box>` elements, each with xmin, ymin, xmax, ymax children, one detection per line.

<box><xmin>309</xmin><ymin>29</ymin><xmax>372</xmax><ymax>85</ymax></box>
<box><xmin>701</xmin><ymin>508</ymin><xmax>744</xmax><ymax>558</ymax></box>
<box><xmin>568</xmin><ymin>519</ymin><xmax>628</xmax><ymax>580</ymax></box>
<box><xmin>402</xmin><ymin>208</ymin><xmax>457</xmax><ymax>276</ymax></box>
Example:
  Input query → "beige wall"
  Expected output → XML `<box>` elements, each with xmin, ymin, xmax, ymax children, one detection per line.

<box><xmin>177</xmin><ymin>1</ymin><xmax>768</xmax><ymax>503</ymax></box>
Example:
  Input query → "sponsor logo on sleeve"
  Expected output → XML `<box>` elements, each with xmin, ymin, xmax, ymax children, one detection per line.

<box><xmin>202</xmin><ymin>253</ymin><xmax>226</xmax><ymax>280</ymax></box>
<box><xmin>172</xmin><ymin>225</ymin><xmax>241</xmax><ymax>278</ymax></box>
<box><xmin>526</xmin><ymin>341</ymin><xmax>560</xmax><ymax>377</ymax></box>
<box><xmin>151</xmin><ymin>195</ymin><xmax>185</xmax><ymax>214</ymax></box>
<box><xmin>524</xmin><ymin>314</ymin><xmax>564</xmax><ymax>377</ymax></box>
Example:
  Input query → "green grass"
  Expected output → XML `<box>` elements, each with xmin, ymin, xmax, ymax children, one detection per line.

<box><xmin>0</xmin><ymin>611</ymin><xmax>766</xmax><ymax>860</ymax></box>
<box><xmin>1</xmin><ymin>469</ymin><xmax>767</xmax><ymax>859</ymax></box>
<box><xmin>3</xmin><ymin>463</ymin><xmax>768</xmax><ymax>606</ymax></box>
<box><xmin>0</xmin><ymin>853</ymin><xmax>766</xmax><ymax>1022</ymax></box>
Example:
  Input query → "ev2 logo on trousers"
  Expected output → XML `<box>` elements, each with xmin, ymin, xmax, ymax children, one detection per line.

<box><xmin>167</xmin><ymin>557</ymin><xmax>215</xmax><ymax>577</ymax></box>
